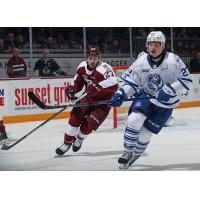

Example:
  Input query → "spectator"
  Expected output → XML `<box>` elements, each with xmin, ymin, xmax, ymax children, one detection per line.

<box><xmin>137</xmin><ymin>28</ymin><xmax>146</xmax><ymax>37</ymax></box>
<box><xmin>190</xmin><ymin>48</ymin><xmax>200</xmax><ymax>73</ymax></box>
<box><xmin>44</xmin><ymin>36</ymin><xmax>57</xmax><ymax>49</ymax></box>
<box><xmin>174</xmin><ymin>41</ymin><xmax>184</xmax><ymax>55</ymax></box>
<box><xmin>177</xmin><ymin>28</ymin><xmax>190</xmax><ymax>38</ymax></box>
<box><xmin>190</xmin><ymin>42</ymin><xmax>196</xmax><ymax>57</ymax></box>
<box><xmin>0</xmin><ymin>39</ymin><xmax>4</xmax><ymax>52</ymax></box>
<box><xmin>15</xmin><ymin>34</ymin><xmax>25</xmax><ymax>49</ymax></box>
<box><xmin>183</xmin><ymin>43</ymin><xmax>190</xmax><ymax>56</ymax></box>
<box><xmin>33</xmin><ymin>48</ymin><xmax>66</xmax><ymax>77</ymax></box>
<box><xmin>110</xmin><ymin>39</ymin><xmax>121</xmax><ymax>54</ymax></box>
<box><xmin>101</xmin><ymin>42</ymin><xmax>111</xmax><ymax>53</ymax></box>
<box><xmin>7</xmin><ymin>48</ymin><xmax>27</xmax><ymax>78</ymax></box>
<box><xmin>4</xmin><ymin>32</ymin><xmax>15</xmax><ymax>50</ymax></box>
<box><xmin>56</xmin><ymin>33</ymin><xmax>65</xmax><ymax>49</ymax></box>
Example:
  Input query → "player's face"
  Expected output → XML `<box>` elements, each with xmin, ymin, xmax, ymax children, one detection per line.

<box><xmin>148</xmin><ymin>42</ymin><xmax>163</xmax><ymax>57</ymax></box>
<box><xmin>87</xmin><ymin>55</ymin><xmax>99</xmax><ymax>69</ymax></box>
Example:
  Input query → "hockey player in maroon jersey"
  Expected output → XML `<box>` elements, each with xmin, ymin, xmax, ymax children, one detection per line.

<box><xmin>56</xmin><ymin>46</ymin><xmax>118</xmax><ymax>155</ymax></box>
<box><xmin>0</xmin><ymin>116</ymin><xmax>7</xmax><ymax>141</ymax></box>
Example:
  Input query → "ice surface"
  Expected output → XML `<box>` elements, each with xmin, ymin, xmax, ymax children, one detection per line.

<box><xmin>0</xmin><ymin>107</ymin><xmax>200</xmax><ymax>171</ymax></box>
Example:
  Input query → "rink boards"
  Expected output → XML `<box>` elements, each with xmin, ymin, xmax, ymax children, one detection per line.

<box><xmin>0</xmin><ymin>74</ymin><xmax>200</xmax><ymax>124</ymax></box>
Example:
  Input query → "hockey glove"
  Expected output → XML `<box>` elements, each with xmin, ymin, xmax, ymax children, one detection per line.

<box><xmin>65</xmin><ymin>85</ymin><xmax>78</xmax><ymax>100</ymax></box>
<box><xmin>85</xmin><ymin>82</ymin><xmax>102</xmax><ymax>96</ymax></box>
<box><xmin>157</xmin><ymin>83</ymin><xmax>176</xmax><ymax>103</ymax></box>
<box><xmin>109</xmin><ymin>88</ymin><xmax>127</xmax><ymax>107</ymax></box>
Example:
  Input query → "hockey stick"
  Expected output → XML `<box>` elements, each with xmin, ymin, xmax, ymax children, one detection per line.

<box><xmin>28</xmin><ymin>91</ymin><xmax>156</xmax><ymax>110</ymax></box>
<box><xmin>28</xmin><ymin>91</ymin><xmax>110</xmax><ymax>109</ymax></box>
<box><xmin>1</xmin><ymin>93</ymin><xmax>88</xmax><ymax>150</ymax></box>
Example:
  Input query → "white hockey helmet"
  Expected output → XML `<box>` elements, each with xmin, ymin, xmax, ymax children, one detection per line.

<box><xmin>146</xmin><ymin>31</ymin><xmax>166</xmax><ymax>49</ymax></box>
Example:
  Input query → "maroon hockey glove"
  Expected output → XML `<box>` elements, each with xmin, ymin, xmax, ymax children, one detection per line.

<box><xmin>86</xmin><ymin>83</ymin><xmax>102</xmax><ymax>96</ymax></box>
<box><xmin>65</xmin><ymin>85</ymin><xmax>78</xmax><ymax>100</ymax></box>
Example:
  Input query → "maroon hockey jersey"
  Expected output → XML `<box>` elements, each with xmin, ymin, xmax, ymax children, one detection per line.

<box><xmin>7</xmin><ymin>56</ymin><xmax>27</xmax><ymax>78</ymax></box>
<box><xmin>73</xmin><ymin>61</ymin><xmax>118</xmax><ymax>101</ymax></box>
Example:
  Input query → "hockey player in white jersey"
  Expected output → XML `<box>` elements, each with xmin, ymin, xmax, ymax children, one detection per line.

<box><xmin>110</xmin><ymin>31</ymin><xmax>192</xmax><ymax>169</ymax></box>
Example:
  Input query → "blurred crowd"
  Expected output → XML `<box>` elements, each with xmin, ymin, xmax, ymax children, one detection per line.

<box><xmin>0</xmin><ymin>27</ymin><xmax>200</xmax><ymax>57</ymax></box>
<box><xmin>0</xmin><ymin>27</ymin><xmax>200</xmax><ymax>75</ymax></box>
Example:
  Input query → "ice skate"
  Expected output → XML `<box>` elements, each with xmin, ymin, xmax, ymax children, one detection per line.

<box><xmin>118</xmin><ymin>151</ymin><xmax>133</xmax><ymax>169</ymax></box>
<box><xmin>72</xmin><ymin>137</ymin><xmax>84</xmax><ymax>152</ymax></box>
<box><xmin>55</xmin><ymin>143</ymin><xmax>72</xmax><ymax>156</ymax></box>
<box><xmin>118</xmin><ymin>151</ymin><xmax>140</xmax><ymax>170</ymax></box>
<box><xmin>0</xmin><ymin>130</ymin><xmax>8</xmax><ymax>142</ymax></box>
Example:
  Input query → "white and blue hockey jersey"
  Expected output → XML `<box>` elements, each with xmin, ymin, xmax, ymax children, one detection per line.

<box><xmin>121</xmin><ymin>52</ymin><xmax>192</xmax><ymax>108</ymax></box>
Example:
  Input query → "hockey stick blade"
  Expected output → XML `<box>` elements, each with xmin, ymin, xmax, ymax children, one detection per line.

<box><xmin>1</xmin><ymin>106</ymin><xmax>67</xmax><ymax>150</ymax></box>
<box><xmin>28</xmin><ymin>91</ymin><xmax>60</xmax><ymax>109</ymax></box>
<box><xmin>1</xmin><ymin>137</ymin><xmax>26</xmax><ymax>150</ymax></box>
<box><xmin>28</xmin><ymin>91</ymin><xmax>89</xmax><ymax>109</ymax></box>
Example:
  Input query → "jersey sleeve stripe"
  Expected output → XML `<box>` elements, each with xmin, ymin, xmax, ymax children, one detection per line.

<box><xmin>178</xmin><ymin>78</ymin><xmax>190</xmax><ymax>90</ymax></box>
<box><xmin>160</xmin><ymin>99</ymin><xmax>180</xmax><ymax>106</ymax></box>
<box><xmin>179</xmin><ymin>77</ymin><xmax>193</xmax><ymax>82</ymax></box>
<box><xmin>120</xmin><ymin>77</ymin><xmax>139</xmax><ymax>91</ymax></box>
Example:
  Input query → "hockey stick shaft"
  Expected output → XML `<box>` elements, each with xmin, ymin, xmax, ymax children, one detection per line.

<box><xmin>28</xmin><ymin>91</ymin><xmax>155</xmax><ymax>110</ymax></box>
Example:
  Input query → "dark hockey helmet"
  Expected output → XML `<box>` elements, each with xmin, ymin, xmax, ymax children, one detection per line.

<box><xmin>87</xmin><ymin>46</ymin><xmax>100</xmax><ymax>56</ymax></box>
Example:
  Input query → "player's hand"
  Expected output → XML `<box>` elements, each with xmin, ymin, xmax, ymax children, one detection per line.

<box><xmin>86</xmin><ymin>83</ymin><xmax>102</xmax><ymax>96</ymax></box>
<box><xmin>65</xmin><ymin>85</ymin><xmax>78</xmax><ymax>100</ymax></box>
<box><xmin>109</xmin><ymin>89</ymin><xmax>126</xmax><ymax>107</ymax></box>
<box><xmin>157</xmin><ymin>83</ymin><xmax>176</xmax><ymax>103</ymax></box>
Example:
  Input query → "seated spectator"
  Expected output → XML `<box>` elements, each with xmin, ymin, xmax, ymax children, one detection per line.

<box><xmin>101</xmin><ymin>42</ymin><xmax>111</xmax><ymax>53</ymax></box>
<box><xmin>7</xmin><ymin>48</ymin><xmax>27</xmax><ymax>78</ymax></box>
<box><xmin>0</xmin><ymin>39</ymin><xmax>4</xmax><ymax>52</ymax></box>
<box><xmin>43</xmin><ymin>37</ymin><xmax>57</xmax><ymax>49</ymax></box>
<box><xmin>178</xmin><ymin>28</ymin><xmax>191</xmax><ymax>38</ymax></box>
<box><xmin>190</xmin><ymin>48</ymin><xmax>200</xmax><ymax>73</ymax></box>
<box><xmin>33</xmin><ymin>48</ymin><xmax>66</xmax><ymax>77</ymax></box>
<box><xmin>174</xmin><ymin>41</ymin><xmax>184</xmax><ymax>55</ymax></box>
<box><xmin>15</xmin><ymin>34</ymin><xmax>25</xmax><ymax>49</ymax></box>
<box><xmin>136</xmin><ymin>28</ymin><xmax>146</xmax><ymax>37</ymax></box>
<box><xmin>4</xmin><ymin>32</ymin><xmax>15</xmax><ymax>50</ymax></box>
<box><xmin>110</xmin><ymin>39</ymin><xmax>121</xmax><ymax>54</ymax></box>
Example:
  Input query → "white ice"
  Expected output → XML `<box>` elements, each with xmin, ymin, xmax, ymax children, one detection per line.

<box><xmin>0</xmin><ymin>107</ymin><xmax>200</xmax><ymax>171</ymax></box>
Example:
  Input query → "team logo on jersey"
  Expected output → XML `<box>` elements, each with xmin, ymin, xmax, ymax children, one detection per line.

<box><xmin>147</xmin><ymin>73</ymin><xmax>163</xmax><ymax>92</ymax></box>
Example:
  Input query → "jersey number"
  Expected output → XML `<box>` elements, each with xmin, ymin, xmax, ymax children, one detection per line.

<box><xmin>104</xmin><ymin>71</ymin><xmax>113</xmax><ymax>79</ymax></box>
<box><xmin>181</xmin><ymin>68</ymin><xmax>189</xmax><ymax>77</ymax></box>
